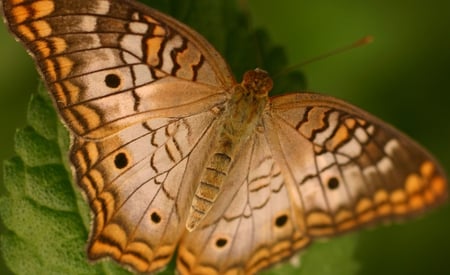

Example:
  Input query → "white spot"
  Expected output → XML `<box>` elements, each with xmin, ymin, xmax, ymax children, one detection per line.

<box><xmin>384</xmin><ymin>139</ymin><xmax>400</xmax><ymax>157</ymax></box>
<box><xmin>354</xmin><ymin>127</ymin><xmax>368</xmax><ymax>143</ymax></box>
<box><xmin>377</xmin><ymin>157</ymin><xmax>393</xmax><ymax>174</ymax></box>
<box><xmin>338</xmin><ymin>138</ymin><xmax>362</xmax><ymax>159</ymax></box>
<box><xmin>80</xmin><ymin>16</ymin><xmax>97</xmax><ymax>32</ymax></box>
<box><xmin>129</xmin><ymin>22</ymin><xmax>149</xmax><ymax>34</ymax></box>
<box><xmin>366</xmin><ymin>125</ymin><xmax>375</xmax><ymax>135</ymax></box>
<box><xmin>120</xmin><ymin>34</ymin><xmax>144</xmax><ymax>58</ymax></box>
<box><xmin>95</xmin><ymin>0</ymin><xmax>110</xmax><ymax>14</ymax></box>
<box><xmin>161</xmin><ymin>35</ymin><xmax>183</xmax><ymax>73</ymax></box>
<box><xmin>132</xmin><ymin>12</ymin><xmax>140</xmax><ymax>21</ymax></box>
<box><xmin>132</xmin><ymin>64</ymin><xmax>154</xmax><ymax>86</ymax></box>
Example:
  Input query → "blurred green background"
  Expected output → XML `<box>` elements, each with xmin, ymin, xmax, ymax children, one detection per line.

<box><xmin>0</xmin><ymin>0</ymin><xmax>449</xmax><ymax>274</ymax></box>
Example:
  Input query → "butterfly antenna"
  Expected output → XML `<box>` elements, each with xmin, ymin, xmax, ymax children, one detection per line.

<box><xmin>273</xmin><ymin>35</ymin><xmax>374</xmax><ymax>78</ymax></box>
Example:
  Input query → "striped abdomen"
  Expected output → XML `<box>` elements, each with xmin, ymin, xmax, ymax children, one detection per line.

<box><xmin>186</xmin><ymin>71</ymin><xmax>272</xmax><ymax>231</ymax></box>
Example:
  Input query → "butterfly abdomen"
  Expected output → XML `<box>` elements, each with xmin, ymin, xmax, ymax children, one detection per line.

<box><xmin>186</xmin><ymin>71</ymin><xmax>270</xmax><ymax>231</ymax></box>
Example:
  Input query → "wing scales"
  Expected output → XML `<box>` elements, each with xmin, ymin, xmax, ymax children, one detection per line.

<box><xmin>71</xmin><ymin>110</ymin><xmax>220</xmax><ymax>273</ymax></box>
<box><xmin>178</xmin><ymin>131</ymin><xmax>310</xmax><ymax>275</ymax></box>
<box><xmin>269</xmin><ymin>93</ymin><xmax>447</xmax><ymax>236</ymax></box>
<box><xmin>2</xmin><ymin>0</ymin><xmax>233</xmax><ymax>139</ymax></box>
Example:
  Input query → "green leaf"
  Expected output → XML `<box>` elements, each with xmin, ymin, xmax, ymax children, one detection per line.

<box><xmin>262</xmin><ymin>234</ymin><xmax>360</xmax><ymax>275</ymax></box>
<box><xmin>0</xmin><ymin>84</ymin><xmax>133</xmax><ymax>275</ymax></box>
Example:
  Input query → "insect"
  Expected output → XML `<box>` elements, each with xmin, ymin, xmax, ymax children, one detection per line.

<box><xmin>1</xmin><ymin>0</ymin><xmax>447</xmax><ymax>274</ymax></box>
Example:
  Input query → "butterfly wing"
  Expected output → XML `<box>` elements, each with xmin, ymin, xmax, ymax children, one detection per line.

<box><xmin>3</xmin><ymin>0</ymin><xmax>447</xmax><ymax>274</ymax></box>
<box><xmin>266</xmin><ymin>92</ymin><xmax>447</xmax><ymax>236</ymax></box>
<box><xmin>178</xmin><ymin>129</ymin><xmax>310</xmax><ymax>275</ymax></box>
<box><xmin>2</xmin><ymin>0</ymin><xmax>238</xmax><ymax>272</ymax></box>
<box><xmin>177</xmin><ymin>92</ymin><xmax>447</xmax><ymax>275</ymax></box>
<box><xmin>71</xmin><ymin>109</ymin><xmax>223</xmax><ymax>272</ymax></box>
<box><xmin>2</xmin><ymin>0</ymin><xmax>234</xmax><ymax>139</ymax></box>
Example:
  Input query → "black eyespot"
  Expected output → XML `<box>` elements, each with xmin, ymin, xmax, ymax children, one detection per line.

<box><xmin>114</xmin><ymin>152</ymin><xmax>128</xmax><ymax>169</ymax></box>
<box><xmin>328</xmin><ymin>177</ymin><xmax>340</xmax><ymax>190</ymax></box>
<box><xmin>151</xmin><ymin>212</ymin><xmax>161</xmax><ymax>224</ymax></box>
<box><xmin>275</xmin><ymin>214</ymin><xmax>288</xmax><ymax>227</ymax></box>
<box><xmin>215</xmin><ymin>238</ymin><xmax>228</xmax><ymax>248</ymax></box>
<box><xmin>105</xmin><ymin>73</ymin><xmax>121</xmax><ymax>88</ymax></box>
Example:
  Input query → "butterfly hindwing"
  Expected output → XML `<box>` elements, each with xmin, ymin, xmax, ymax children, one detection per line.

<box><xmin>178</xmin><ymin>130</ymin><xmax>310</xmax><ymax>275</ymax></box>
<box><xmin>70</xmin><ymin>110</ymin><xmax>221</xmax><ymax>273</ymax></box>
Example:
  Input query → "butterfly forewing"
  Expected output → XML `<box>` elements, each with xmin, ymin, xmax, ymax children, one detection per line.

<box><xmin>2</xmin><ymin>0</ymin><xmax>234</xmax><ymax>139</ymax></box>
<box><xmin>267</xmin><ymin>93</ymin><xmax>447</xmax><ymax>235</ymax></box>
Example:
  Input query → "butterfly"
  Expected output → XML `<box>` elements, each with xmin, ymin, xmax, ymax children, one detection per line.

<box><xmin>1</xmin><ymin>0</ymin><xmax>447</xmax><ymax>274</ymax></box>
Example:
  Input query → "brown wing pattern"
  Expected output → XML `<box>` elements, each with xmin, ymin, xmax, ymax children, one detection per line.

<box><xmin>177</xmin><ymin>131</ymin><xmax>310</xmax><ymax>275</ymax></box>
<box><xmin>71</xmin><ymin>110</ymin><xmax>220</xmax><ymax>273</ymax></box>
<box><xmin>2</xmin><ymin>1</ymin><xmax>447</xmax><ymax>275</ymax></box>
<box><xmin>176</xmin><ymin>92</ymin><xmax>447</xmax><ymax>275</ymax></box>
<box><xmin>2</xmin><ymin>0</ymin><xmax>233</xmax><ymax>139</ymax></box>
<box><xmin>268</xmin><ymin>93</ymin><xmax>447</xmax><ymax>237</ymax></box>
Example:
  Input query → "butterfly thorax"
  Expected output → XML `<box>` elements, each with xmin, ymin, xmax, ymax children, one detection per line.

<box><xmin>186</xmin><ymin>69</ymin><xmax>272</xmax><ymax>231</ymax></box>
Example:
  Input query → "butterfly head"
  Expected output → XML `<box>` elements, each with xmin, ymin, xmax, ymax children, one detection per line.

<box><xmin>242</xmin><ymin>69</ymin><xmax>273</xmax><ymax>98</ymax></box>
